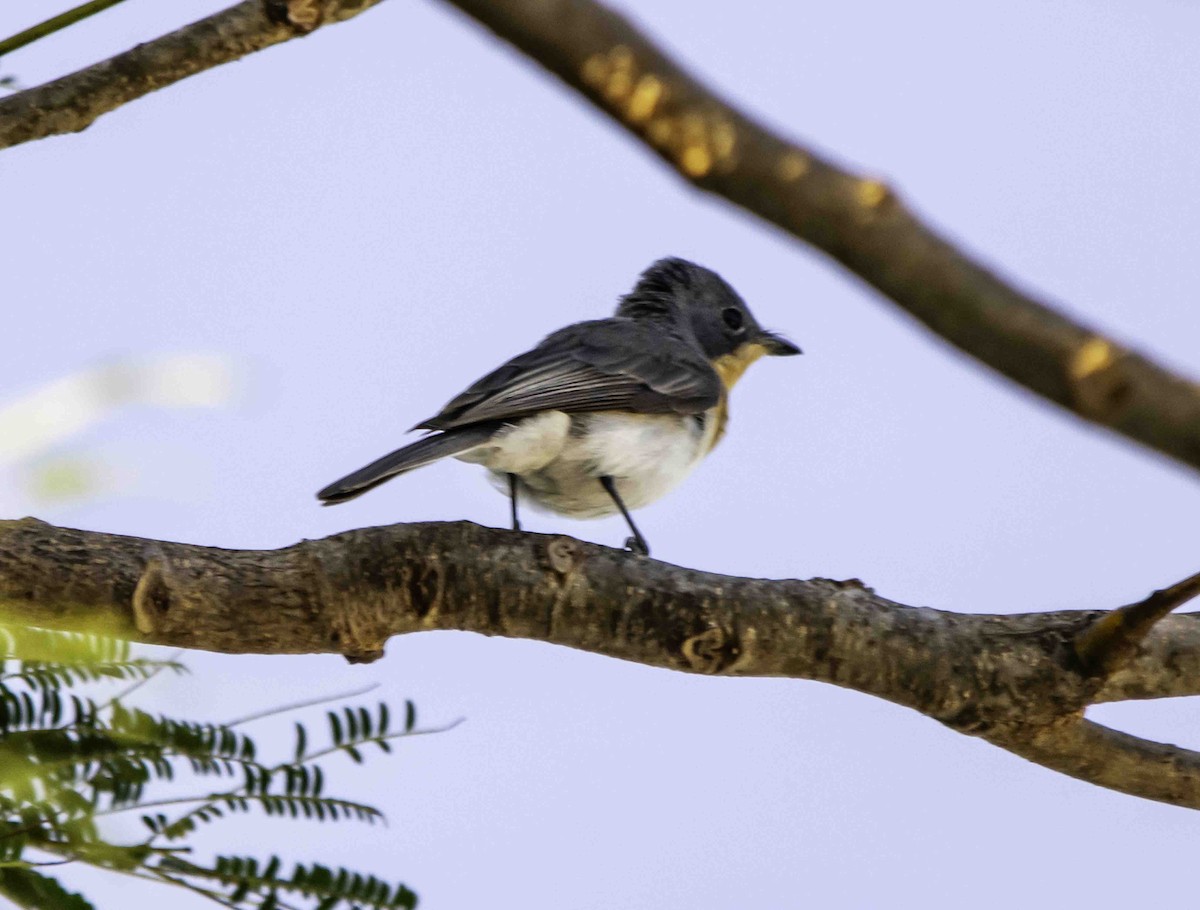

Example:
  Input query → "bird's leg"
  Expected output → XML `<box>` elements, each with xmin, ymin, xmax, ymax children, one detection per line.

<box><xmin>599</xmin><ymin>475</ymin><xmax>650</xmax><ymax>556</ymax></box>
<box><xmin>508</xmin><ymin>473</ymin><xmax>522</xmax><ymax>532</ymax></box>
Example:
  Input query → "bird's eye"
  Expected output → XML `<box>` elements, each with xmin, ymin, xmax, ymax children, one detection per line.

<box><xmin>722</xmin><ymin>307</ymin><xmax>745</xmax><ymax>332</ymax></box>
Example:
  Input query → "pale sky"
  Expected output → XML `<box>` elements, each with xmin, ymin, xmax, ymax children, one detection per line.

<box><xmin>4</xmin><ymin>1</ymin><xmax>1200</xmax><ymax>907</ymax></box>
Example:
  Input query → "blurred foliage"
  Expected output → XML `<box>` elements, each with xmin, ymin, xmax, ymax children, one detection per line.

<box><xmin>0</xmin><ymin>625</ymin><xmax>440</xmax><ymax>910</ymax></box>
<box><xmin>26</xmin><ymin>458</ymin><xmax>103</xmax><ymax>505</ymax></box>
<box><xmin>0</xmin><ymin>353</ymin><xmax>237</xmax><ymax>508</ymax></box>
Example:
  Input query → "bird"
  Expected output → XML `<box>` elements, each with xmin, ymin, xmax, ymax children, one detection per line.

<box><xmin>317</xmin><ymin>257</ymin><xmax>800</xmax><ymax>556</ymax></box>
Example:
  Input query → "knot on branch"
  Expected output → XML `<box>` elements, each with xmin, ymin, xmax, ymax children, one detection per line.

<box><xmin>578</xmin><ymin>44</ymin><xmax>737</xmax><ymax>180</ymax></box>
<box><xmin>342</xmin><ymin>645</ymin><xmax>385</xmax><ymax>665</ymax></box>
<box><xmin>820</xmin><ymin>577</ymin><xmax>875</xmax><ymax>594</ymax></box>
<box><xmin>545</xmin><ymin>537</ymin><xmax>581</xmax><ymax>576</ymax></box>
<box><xmin>131</xmin><ymin>549</ymin><xmax>173</xmax><ymax>635</ymax></box>
<box><xmin>680</xmin><ymin>625</ymin><xmax>754</xmax><ymax>674</ymax></box>
<box><xmin>402</xmin><ymin>559</ymin><xmax>444</xmax><ymax>621</ymax></box>
<box><xmin>1067</xmin><ymin>336</ymin><xmax>1132</xmax><ymax>421</ymax></box>
<box><xmin>327</xmin><ymin>615</ymin><xmax>389</xmax><ymax>666</ymax></box>
<box><xmin>855</xmin><ymin>178</ymin><xmax>896</xmax><ymax>221</ymax></box>
<box><xmin>264</xmin><ymin>0</ymin><xmax>324</xmax><ymax>32</ymax></box>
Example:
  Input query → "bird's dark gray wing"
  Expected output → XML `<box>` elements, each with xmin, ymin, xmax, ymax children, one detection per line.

<box><xmin>416</xmin><ymin>318</ymin><xmax>721</xmax><ymax>431</ymax></box>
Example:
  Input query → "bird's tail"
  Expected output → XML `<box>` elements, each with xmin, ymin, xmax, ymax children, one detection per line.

<box><xmin>317</xmin><ymin>423</ymin><xmax>500</xmax><ymax>505</ymax></box>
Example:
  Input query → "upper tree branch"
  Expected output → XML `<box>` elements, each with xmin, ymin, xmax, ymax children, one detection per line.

<box><xmin>0</xmin><ymin>0</ymin><xmax>386</xmax><ymax>150</ymax></box>
<box><xmin>3</xmin><ymin>516</ymin><xmax>1200</xmax><ymax>808</ymax></box>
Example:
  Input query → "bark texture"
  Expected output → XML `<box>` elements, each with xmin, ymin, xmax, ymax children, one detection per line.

<box><xmin>2</xmin><ymin>517</ymin><xmax>1199</xmax><ymax>809</ymax></box>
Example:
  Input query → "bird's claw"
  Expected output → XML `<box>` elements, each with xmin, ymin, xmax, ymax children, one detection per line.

<box><xmin>624</xmin><ymin>535</ymin><xmax>650</xmax><ymax>557</ymax></box>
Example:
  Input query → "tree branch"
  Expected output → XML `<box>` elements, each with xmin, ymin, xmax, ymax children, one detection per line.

<box><xmin>3</xmin><ymin>516</ymin><xmax>1200</xmax><ymax>807</ymax></box>
<box><xmin>1003</xmin><ymin>718</ymin><xmax>1200</xmax><ymax>808</ymax></box>
<box><xmin>432</xmin><ymin>0</ymin><xmax>1200</xmax><ymax>476</ymax></box>
<box><xmin>0</xmin><ymin>0</ymin><xmax>386</xmax><ymax>150</ymax></box>
<box><xmin>1094</xmin><ymin>615</ymin><xmax>1200</xmax><ymax>702</ymax></box>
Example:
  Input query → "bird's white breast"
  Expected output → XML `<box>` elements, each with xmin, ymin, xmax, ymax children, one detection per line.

<box><xmin>457</xmin><ymin>409</ymin><xmax>719</xmax><ymax>519</ymax></box>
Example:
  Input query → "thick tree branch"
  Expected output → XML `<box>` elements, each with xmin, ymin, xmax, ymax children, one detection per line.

<box><xmin>5</xmin><ymin>0</ymin><xmax>1200</xmax><ymax>809</ymax></box>
<box><xmin>3</xmin><ymin>517</ymin><xmax>1200</xmax><ymax>807</ymax></box>
<box><xmin>0</xmin><ymin>0</ymin><xmax>386</xmax><ymax>150</ymax></box>
<box><xmin>434</xmin><ymin>0</ymin><xmax>1200</xmax><ymax>477</ymax></box>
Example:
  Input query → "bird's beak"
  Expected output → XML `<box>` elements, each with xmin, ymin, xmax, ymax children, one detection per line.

<box><xmin>757</xmin><ymin>330</ymin><xmax>802</xmax><ymax>356</ymax></box>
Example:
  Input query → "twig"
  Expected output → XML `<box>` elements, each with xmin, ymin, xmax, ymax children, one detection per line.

<box><xmin>224</xmin><ymin>682</ymin><xmax>380</xmax><ymax>728</ymax></box>
<box><xmin>0</xmin><ymin>0</ymin><xmax>131</xmax><ymax>60</ymax></box>
<box><xmin>1075</xmin><ymin>569</ymin><xmax>1200</xmax><ymax>675</ymax></box>
<box><xmin>0</xmin><ymin>0</ymin><xmax>389</xmax><ymax>150</ymax></box>
<box><xmin>294</xmin><ymin>717</ymin><xmax>465</xmax><ymax>766</ymax></box>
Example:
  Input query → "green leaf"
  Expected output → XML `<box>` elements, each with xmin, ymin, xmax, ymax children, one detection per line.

<box><xmin>328</xmin><ymin>711</ymin><xmax>343</xmax><ymax>746</ymax></box>
<box><xmin>0</xmin><ymin>868</ymin><xmax>96</xmax><ymax>910</ymax></box>
<box><xmin>293</xmin><ymin>722</ymin><xmax>307</xmax><ymax>762</ymax></box>
<box><xmin>378</xmin><ymin>702</ymin><xmax>389</xmax><ymax>735</ymax></box>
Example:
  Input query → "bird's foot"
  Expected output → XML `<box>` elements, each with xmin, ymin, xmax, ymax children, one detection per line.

<box><xmin>624</xmin><ymin>535</ymin><xmax>650</xmax><ymax>557</ymax></box>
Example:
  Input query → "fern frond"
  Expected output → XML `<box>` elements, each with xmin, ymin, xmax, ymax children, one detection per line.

<box><xmin>143</xmin><ymin>793</ymin><xmax>382</xmax><ymax>842</ymax></box>
<box><xmin>1</xmin><ymin>724</ymin><xmax>271</xmax><ymax>811</ymax></box>
<box><xmin>0</xmin><ymin>784</ymin><xmax>99</xmax><ymax>841</ymax></box>
<box><xmin>316</xmin><ymin>702</ymin><xmax>413</xmax><ymax>763</ymax></box>
<box><xmin>0</xmin><ymin>625</ymin><xmax>437</xmax><ymax>909</ymax></box>
<box><xmin>109</xmin><ymin>705</ymin><xmax>257</xmax><ymax>764</ymax></box>
<box><xmin>158</xmin><ymin>855</ymin><xmax>417</xmax><ymax>910</ymax></box>
<box><xmin>147</xmin><ymin>761</ymin><xmax>336</xmax><ymax>842</ymax></box>
<box><xmin>0</xmin><ymin>685</ymin><xmax>101</xmax><ymax>734</ymax></box>
<box><xmin>4</xmin><ymin>659</ymin><xmax>185</xmax><ymax>695</ymax></box>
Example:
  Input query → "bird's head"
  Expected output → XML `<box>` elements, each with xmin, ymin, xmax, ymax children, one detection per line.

<box><xmin>617</xmin><ymin>257</ymin><xmax>800</xmax><ymax>386</ymax></box>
